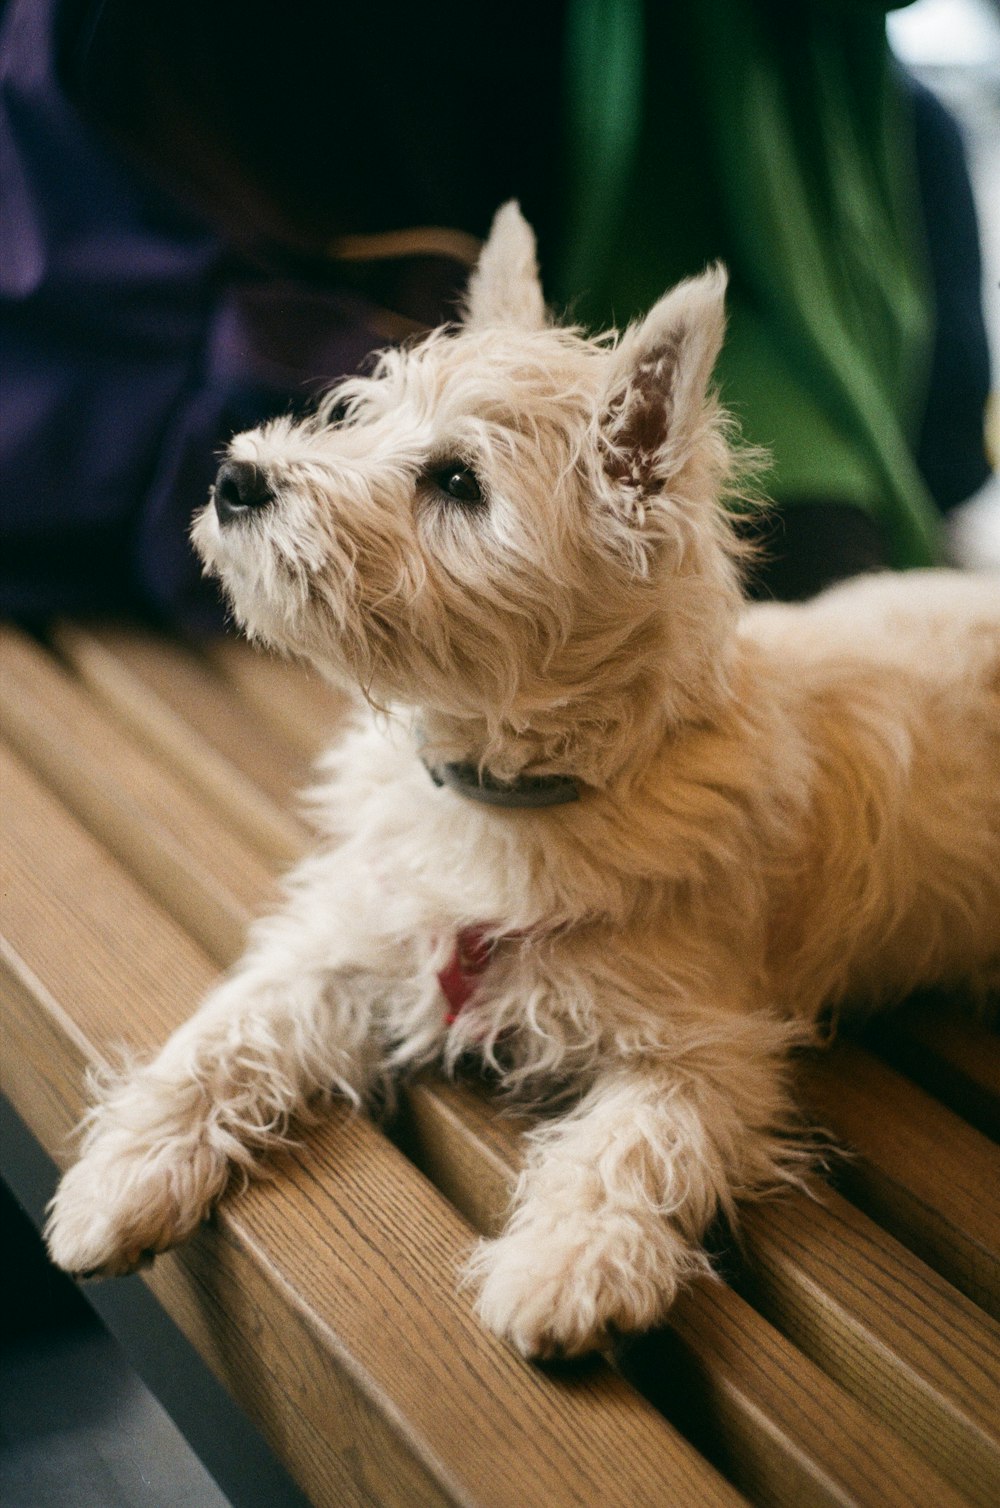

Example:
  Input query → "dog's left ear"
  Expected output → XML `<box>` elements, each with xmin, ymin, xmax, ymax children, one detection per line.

<box><xmin>600</xmin><ymin>265</ymin><xmax>727</xmax><ymax>497</ymax></box>
<box><xmin>463</xmin><ymin>201</ymin><xmax>546</xmax><ymax>331</ymax></box>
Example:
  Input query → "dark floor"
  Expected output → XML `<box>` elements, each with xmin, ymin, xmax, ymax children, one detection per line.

<box><xmin>0</xmin><ymin>1183</ymin><xmax>232</xmax><ymax>1508</ymax></box>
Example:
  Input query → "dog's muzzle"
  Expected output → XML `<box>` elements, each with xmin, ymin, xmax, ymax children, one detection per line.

<box><xmin>213</xmin><ymin>460</ymin><xmax>274</xmax><ymax>525</ymax></box>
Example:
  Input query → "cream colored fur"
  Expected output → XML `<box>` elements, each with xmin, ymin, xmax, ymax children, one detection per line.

<box><xmin>46</xmin><ymin>204</ymin><xmax>1000</xmax><ymax>1359</ymax></box>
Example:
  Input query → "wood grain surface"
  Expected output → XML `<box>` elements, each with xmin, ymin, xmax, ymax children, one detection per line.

<box><xmin>856</xmin><ymin>1001</ymin><xmax>1000</xmax><ymax>1143</ymax></box>
<box><xmin>803</xmin><ymin>1044</ymin><xmax>1000</xmax><ymax>1317</ymax></box>
<box><xmin>401</xmin><ymin>1076</ymin><xmax>1000</xmax><ymax>1508</ymax></box>
<box><xmin>52</xmin><ymin>624</ymin><xmax>308</xmax><ymax>860</ymax></box>
<box><xmin>201</xmin><ymin>636</ymin><xmax>348</xmax><ymax>762</ymax></box>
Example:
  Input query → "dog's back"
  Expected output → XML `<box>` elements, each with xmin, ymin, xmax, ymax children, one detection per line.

<box><xmin>742</xmin><ymin>570</ymin><xmax>1000</xmax><ymax>1012</ymax></box>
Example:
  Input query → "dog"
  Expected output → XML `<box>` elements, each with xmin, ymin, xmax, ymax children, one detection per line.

<box><xmin>46</xmin><ymin>203</ymin><xmax>1000</xmax><ymax>1359</ymax></box>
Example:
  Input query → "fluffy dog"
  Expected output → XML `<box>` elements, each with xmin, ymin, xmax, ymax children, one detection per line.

<box><xmin>46</xmin><ymin>203</ymin><xmax>1000</xmax><ymax>1358</ymax></box>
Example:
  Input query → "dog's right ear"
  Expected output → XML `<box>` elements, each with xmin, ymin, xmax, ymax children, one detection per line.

<box><xmin>463</xmin><ymin>202</ymin><xmax>546</xmax><ymax>331</ymax></box>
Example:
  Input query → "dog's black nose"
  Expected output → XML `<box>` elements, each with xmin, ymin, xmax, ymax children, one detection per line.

<box><xmin>213</xmin><ymin>460</ymin><xmax>274</xmax><ymax>524</ymax></box>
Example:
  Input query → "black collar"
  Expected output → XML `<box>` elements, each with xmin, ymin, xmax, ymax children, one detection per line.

<box><xmin>424</xmin><ymin>760</ymin><xmax>580</xmax><ymax>808</ymax></box>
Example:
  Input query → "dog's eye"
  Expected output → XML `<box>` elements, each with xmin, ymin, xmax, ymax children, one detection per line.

<box><xmin>431</xmin><ymin>463</ymin><xmax>484</xmax><ymax>506</ymax></box>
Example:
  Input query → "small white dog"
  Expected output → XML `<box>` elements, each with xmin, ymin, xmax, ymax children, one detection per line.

<box><xmin>47</xmin><ymin>204</ymin><xmax>1000</xmax><ymax>1358</ymax></box>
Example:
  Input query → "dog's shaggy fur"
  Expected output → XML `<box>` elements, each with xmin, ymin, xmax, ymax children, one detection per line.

<box><xmin>46</xmin><ymin>204</ymin><xmax>1000</xmax><ymax>1358</ymax></box>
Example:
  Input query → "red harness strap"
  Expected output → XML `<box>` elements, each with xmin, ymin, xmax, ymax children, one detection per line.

<box><xmin>437</xmin><ymin>926</ymin><xmax>500</xmax><ymax>1024</ymax></box>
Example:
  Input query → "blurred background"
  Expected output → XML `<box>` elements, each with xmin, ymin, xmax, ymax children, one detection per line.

<box><xmin>2</xmin><ymin>0</ymin><xmax>999</xmax><ymax>622</ymax></box>
<box><xmin>888</xmin><ymin>0</ymin><xmax>1000</xmax><ymax>565</ymax></box>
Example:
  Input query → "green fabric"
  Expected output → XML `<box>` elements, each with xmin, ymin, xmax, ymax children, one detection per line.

<box><xmin>557</xmin><ymin>0</ymin><xmax>940</xmax><ymax>566</ymax></box>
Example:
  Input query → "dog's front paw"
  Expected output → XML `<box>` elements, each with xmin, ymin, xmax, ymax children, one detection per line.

<box><xmin>468</xmin><ymin>1210</ymin><xmax>696</xmax><ymax>1359</ymax></box>
<box><xmin>46</xmin><ymin>1127</ymin><xmax>229</xmax><ymax>1279</ymax></box>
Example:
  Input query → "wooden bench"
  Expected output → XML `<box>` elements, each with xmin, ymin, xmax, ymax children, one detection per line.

<box><xmin>2</xmin><ymin>620</ymin><xmax>999</xmax><ymax>1508</ymax></box>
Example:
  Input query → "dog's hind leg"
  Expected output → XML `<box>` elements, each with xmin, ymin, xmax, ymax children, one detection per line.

<box><xmin>468</xmin><ymin>1014</ymin><xmax>803</xmax><ymax>1358</ymax></box>
<box><xmin>45</xmin><ymin>855</ymin><xmax>408</xmax><ymax>1278</ymax></box>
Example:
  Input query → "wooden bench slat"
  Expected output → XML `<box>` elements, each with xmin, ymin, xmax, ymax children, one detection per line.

<box><xmin>0</xmin><ymin>628</ymin><xmax>267</xmax><ymax>963</ymax></box>
<box><xmin>399</xmin><ymin>1078</ymin><xmax>989</xmax><ymax>1508</ymax></box>
<box><xmin>1</xmin><ymin>741</ymin><xmax>253</xmax><ymax>1050</ymax></box>
<box><xmin>50</xmin><ymin>623</ymin><xmax>306</xmax><ymax>866</ymax></box>
<box><xmin>804</xmin><ymin>1043</ymin><xmax>1000</xmax><ymax>1317</ymax></box>
<box><xmin>1</xmin><ymin>743</ymin><xmax>743</xmax><ymax>1508</ymax></box>
<box><xmin>63</xmin><ymin>622</ymin><xmax>315</xmax><ymax>807</ymax></box>
<box><xmin>739</xmin><ymin>1191</ymin><xmax>1000</xmax><ymax>1506</ymax></box>
<box><xmin>201</xmin><ymin>637</ymin><xmax>348</xmax><ymax>763</ymax></box>
<box><xmin>661</xmin><ymin>1282</ymin><xmax>973</xmax><ymax>1508</ymax></box>
<box><xmin>858</xmin><ymin>1004</ymin><xmax>1000</xmax><ymax>1143</ymax></box>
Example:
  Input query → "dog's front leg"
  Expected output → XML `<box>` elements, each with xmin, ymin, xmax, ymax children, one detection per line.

<box><xmin>46</xmin><ymin>857</ymin><xmax>411</xmax><ymax>1278</ymax></box>
<box><xmin>469</xmin><ymin>1030</ymin><xmax>798</xmax><ymax>1359</ymax></box>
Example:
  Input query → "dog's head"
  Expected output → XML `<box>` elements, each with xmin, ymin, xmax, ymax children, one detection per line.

<box><xmin>193</xmin><ymin>203</ymin><xmax>749</xmax><ymax>781</ymax></box>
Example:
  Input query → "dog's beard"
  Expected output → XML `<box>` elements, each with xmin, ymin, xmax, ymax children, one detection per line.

<box><xmin>191</xmin><ymin>501</ymin><xmax>315</xmax><ymax>650</ymax></box>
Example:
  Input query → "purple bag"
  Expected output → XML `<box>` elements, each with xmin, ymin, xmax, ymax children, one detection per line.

<box><xmin>0</xmin><ymin>0</ymin><xmax>470</xmax><ymax>626</ymax></box>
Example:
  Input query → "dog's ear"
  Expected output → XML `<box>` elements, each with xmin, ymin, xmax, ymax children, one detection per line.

<box><xmin>463</xmin><ymin>201</ymin><xmax>546</xmax><ymax>331</ymax></box>
<box><xmin>599</xmin><ymin>265</ymin><xmax>727</xmax><ymax>497</ymax></box>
